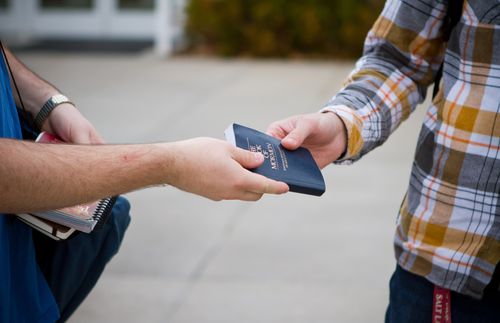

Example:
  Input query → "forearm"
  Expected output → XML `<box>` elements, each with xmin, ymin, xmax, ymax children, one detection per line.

<box><xmin>0</xmin><ymin>139</ymin><xmax>173</xmax><ymax>213</ymax></box>
<box><xmin>324</xmin><ymin>0</ymin><xmax>446</xmax><ymax>161</ymax></box>
<box><xmin>3</xmin><ymin>45</ymin><xmax>60</xmax><ymax>115</ymax></box>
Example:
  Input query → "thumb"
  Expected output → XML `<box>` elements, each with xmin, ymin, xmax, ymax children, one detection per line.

<box><xmin>281</xmin><ymin>119</ymin><xmax>312</xmax><ymax>150</ymax></box>
<box><xmin>89</xmin><ymin>130</ymin><xmax>105</xmax><ymax>145</ymax></box>
<box><xmin>69</xmin><ymin>126</ymin><xmax>104</xmax><ymax>145</ymax></box>
<box><xmin>232</xmin><ymin>147</ymin><xmax>265</xmax><ymax>169</ymax></box>
<box><xmin>69</xmin><ymin>131</ymin><xmax>92</xmax><ymax>145</ymax></box>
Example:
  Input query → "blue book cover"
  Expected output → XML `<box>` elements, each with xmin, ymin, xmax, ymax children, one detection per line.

<box><xmin>225</xmin><ymin>123</ymin><xmax>326</xmax><ymax>196</ymax></box>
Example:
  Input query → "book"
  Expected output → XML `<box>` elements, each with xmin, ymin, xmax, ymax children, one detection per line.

<box><xmin>224</xmin><ymin>123</ymin><xmax>326</xmax><ymax>196</ymax></box>
<box><xmin>17</xmin><ymin>213</ymin><xmax>76</xmax><ymax>240</ymax></box>
<box><xmin>16</xmin><ymin>132</ymin><xmax>116</xmax><ymax>240</ymax></box>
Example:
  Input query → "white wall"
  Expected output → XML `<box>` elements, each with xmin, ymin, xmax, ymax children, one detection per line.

<box><xmin>0</xmin><ymin>0</ymin><xmax>187</xmax><ymax>54</ymax></box>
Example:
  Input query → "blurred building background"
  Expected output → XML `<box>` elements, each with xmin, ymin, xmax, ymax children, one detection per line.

<box><xmin>0</xmin><ymin>0</ymin><xmax>383</xmax><ymax>58</ymax></box>
<box><xmin>0</xmin><ymin>0</ymin><xmax>187</xmax><ymax>55</ymax></box>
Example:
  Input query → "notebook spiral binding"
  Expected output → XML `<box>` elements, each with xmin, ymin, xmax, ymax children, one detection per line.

<box><xmin>93</xmin><ymin>196</ymin><xmax>118</xmax><ymax>230</ymax></box>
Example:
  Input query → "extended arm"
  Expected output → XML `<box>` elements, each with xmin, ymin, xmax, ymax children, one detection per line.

<box><xmin>268</xmin><ymin>0</ymin><xmax>447</xmax><ymax>165</ymax></box>
<box><xmin>0</xmin><ymin>137</ymin><xmax>288</xmax><ymax>213</ymax></box>
<box><xmin>323</xmin><ymin>0</ymin><xmax>447</xmax><ymax>161</ymax></box>
<box><xmin>0</xmin><ymin>47</ymin><xmax>288</xmax><ymax>213</ymax></box>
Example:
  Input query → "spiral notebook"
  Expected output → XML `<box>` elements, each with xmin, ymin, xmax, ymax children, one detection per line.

<box><xmin>16</xmin><ymin>132</ymin><xmax>116</xmax><ymax>240</ymax></box>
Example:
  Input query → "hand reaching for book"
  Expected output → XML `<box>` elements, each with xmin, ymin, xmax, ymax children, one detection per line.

<box><xmin>42</xmin><ymin>103</ymin><xmax>104</xmax><ymax>144</ymax></box>
<box><xmin>166</xmin><ymin>137</ymin><xmax>289</xmax><ymax>201</ymax></box>
<box><xmin>267</xmin><ymin>112</ymin><xmax>347</xmax><ymax>169</ymax></box>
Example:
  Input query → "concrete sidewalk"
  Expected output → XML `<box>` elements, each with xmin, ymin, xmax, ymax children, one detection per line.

<box><xmin>19</xmin><ymin>52</ymin><xmax>429</xmax><ymax>323</ymax></box>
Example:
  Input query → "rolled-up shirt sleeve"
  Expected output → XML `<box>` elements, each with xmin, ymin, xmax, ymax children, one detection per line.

<box><xmin>322</xmin><ymin>0</ymin><xmax>447</xmax><ymax>163</ymax></box>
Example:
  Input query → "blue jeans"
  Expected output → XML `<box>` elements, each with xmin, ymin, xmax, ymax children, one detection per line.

<box><xmin>385</xmin><ymin>265</ymin><xmax>500</xmax><ymax>323</ymax></box>
<box><xmin>34</xmin><ymin>196</ymin><xmax>131</xmax><ymax>322</ymax></box>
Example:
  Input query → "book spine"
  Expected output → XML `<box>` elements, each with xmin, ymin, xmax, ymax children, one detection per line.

<box><xmin>92</xmin><ymin>196</ymin><xmax>118</xmax><ymax>229</ymax></box>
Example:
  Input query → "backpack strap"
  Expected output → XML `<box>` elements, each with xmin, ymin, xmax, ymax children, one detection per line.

<box><xmin>432</xmin><ymin>1</ymin><xmax>464</xmax><ymax>99</ymax></box>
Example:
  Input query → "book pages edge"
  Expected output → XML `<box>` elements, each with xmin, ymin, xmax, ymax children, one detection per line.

<box><xmin>224</xmin><ymin>123</ymin><xmax>236</xmax><ymax>146</ymax></box>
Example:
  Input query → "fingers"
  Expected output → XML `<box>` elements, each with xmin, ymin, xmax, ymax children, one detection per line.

<box><xmin>281</xmin><ymin>117</ymin><xmax>313</xmax><ymax>150</ymax></box>
<box><xmin>221</xmin><ymin>177</ymin><xmax>288</xmax><ymax>201</ymax></box>
<box><xmin>267</xmin><ymin>116</ymin><xmax>313</xmax><ymax>150</ymax></box>
<box><xmin>71</xmin><ymin>132</ymin><xmax>91</xmax><ymax>145</ymax></box>
<box><xmin>261</xmin><ymin>178</ymin><xmax>289</xmax><ymax>194</ymax></box>
<box><xmin>266</xmin><ymin>121</ymin><xmax>288</xmax><ymax>139</ymax></box>
<box><xmin>230</xmin><ymin>146</ymin><xmax>289</xmax><ymax>197</ymax></box>
<box><xmin>239</xmin><ymin>191</ymin><xmax>264</xmax><ymax>202</ymax></box>
<box><xmin>47</xmin><ymin>104</ymin><xmax>104</xmax><ymax>145</ymax></box>
<box><xmin>232</xmin><ymin>147</ymin><xmax>265</xmax><ymax>169</ymax></box>
<box><xmin>242</xmin><ymin>172</ymin><xmax>289</xmax><ymax>195</ymax></box>
<box><xmin>90</xmin><ymin>131</ymin><xmax>105</xmax><ymax>145</ymax></box>
<box><xmin>69</xmin><ymin>128</ymin><xmax>104</xmax><ymax>145</ymax></box>
<box><xmin>173</xmin><ymin>138</ymin><xmax>290</xmax><ymax>201</ymax></box>
<box><xmin>266</xmin><ymin>116</ymin><xmax>300</xmax><ymax>139</ymax></box>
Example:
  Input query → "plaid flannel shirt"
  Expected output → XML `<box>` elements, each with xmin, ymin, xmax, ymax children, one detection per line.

<box><xmin>322</xmin><ymin>0</ymin><xmax>500</xmax><ymax>298</ymax></box>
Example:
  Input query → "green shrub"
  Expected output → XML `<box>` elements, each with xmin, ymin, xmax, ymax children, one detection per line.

<box><xmin>186</xmin><ymin>0</ymin><xmax>384</xmax><ymax>58</ymax></box>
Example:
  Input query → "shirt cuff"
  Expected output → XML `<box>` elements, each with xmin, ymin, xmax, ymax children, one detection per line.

<box><xmin>319</xmin><ymin>105</ymin><xmax>364</xmax><ymax>164</ymax></box>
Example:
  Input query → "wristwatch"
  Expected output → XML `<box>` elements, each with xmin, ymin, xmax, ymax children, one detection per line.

<box><xmin>34</xmin><ymin>94</ymin><xmax>73</xmax><ymax>130</ymax></box>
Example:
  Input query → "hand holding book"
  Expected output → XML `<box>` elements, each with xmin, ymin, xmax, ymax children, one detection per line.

<box><xmin>266</xmin><ymin>112</ymin><xmax>348</xmax><ymax>168</ymax></box>
<box><xmin>165</xmin><ymin>137</ymin><xmax>289</xmax><ymax>201</ymax></box>
<box><xmin>225</xmin><ymin>123</ymin><xmax>326</xmax><ymax>196</ymax></box>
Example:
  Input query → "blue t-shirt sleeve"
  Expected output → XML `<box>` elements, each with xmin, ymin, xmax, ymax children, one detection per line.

<box><xmin>0</xmin><ymin>50</ymin><xmax>60</xmax><ymax>322</ymax></box>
